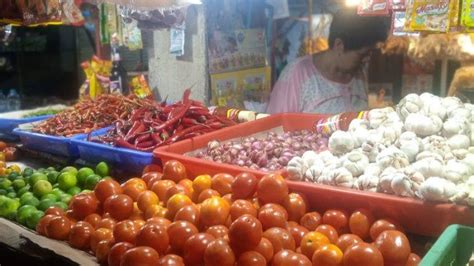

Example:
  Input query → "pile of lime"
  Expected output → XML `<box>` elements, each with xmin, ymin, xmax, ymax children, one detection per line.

<box><xmin>0</xmin><ymin>162</ymin><xmax>110</xmax><ymax>229</ymax></box>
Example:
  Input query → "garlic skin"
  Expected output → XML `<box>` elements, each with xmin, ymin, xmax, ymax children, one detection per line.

<box><xmin>286</xmin><ymin>157</ymin><xmax>306</xmax><ymax>181</ymax></box>
<box><xmin>378</xmin><ymin>167</ymin><xmax>398</xmax><ymax>194</ymax></box>
<box><xmin>404</xmin><ymin>113</ymin><xmax>443</xmax><ymax>137</ymax></box>
<box><xmin>341</xmin><ymin>150</ymin><xmax>369</xmax><ymax>177</ymax></box>
<box><xmin>328</xmin><ymin>130</ymin><xmax>355</xmax><ymax>156</ymax></box>
<box><xmin>417</xmin><ymin>177</ymin><xmax>457</xmax><ymax>202</ymax></box>
<box><xmin>444</xmin><ymin>160</ymin><xmax>471</xmax><ymax>183</ymax></box>
<box><xmin>396</xmin><ymin>93</ymin><xmax>423</xmax><ymax>121</ymax></box>
<box><xmin>447</xmin><ymin>134</ymin><xmax>470</xmax><ymax>150</ymax></box>
<box><xmin>376</xmin><ymin>146</ymin><xmax>410</xmax><ymax>169</ymax></box>
<box><xmin>391</xmin><ymin>171</ymin><xmax>417</xmax><ymax>197</ymax></box>
<box><xmin>357</xmin><ymin>174</ymin><xmax>379</xmax><ymax>192</ymax></box>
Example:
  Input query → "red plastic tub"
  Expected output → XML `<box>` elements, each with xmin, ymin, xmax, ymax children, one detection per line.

<box><xmin>154</xmin><ymin>113</ymin><xmax>474</xmax><ymax>237</ymax></box>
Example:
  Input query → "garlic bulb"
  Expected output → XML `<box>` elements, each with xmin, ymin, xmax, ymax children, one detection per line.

<box><xmin>328</xmin><ymin>130</ymin><xmax>354</xmax><ymax>155</ymax></box>
<box><xmin>341</xmin><ymin>150</ymin><xmax>369</xmax><ymax>177</ymax></box>
<box><xmin>442</xmin><ymin>118</ymin><xmax>470</xmax><ymax>138</ymax></box>
<box><xmin>404</xmin><ymin>167</ymin><xmax>425</xmax><ymax>192</ymax></box>
<box><xmin>397</xmin><ymin>132</ymin><xmax>422</xmax><ymax>162</ymax></box>
<box><xmin>304</xmin><ymin>164</ymin><xmax>324</xmax><ymax>183</ymax></box>
<box><xmin>348</xmin><ymin>119</ymin><xmax>369</xmax><ymax>132</ymax></box>
<box><xmin>447</xmin><ymin>134</ymin><xmax>470</xmax><ymax>150</ymax></box>
<box><xmin>368</xmin><ymin>107</ymin><xmax>397</xmax><ymax>129</ymax></box>
<box><xmin>391</xmin><ymin>171</ymin><xmax>417</xmax><ymax>197</ymax></box>
<box><xmin>448</xmin><ymin>107</ymin><xmax>471</xmax><ymax>121</ymax></box>
<box><xmin>376</xmin><ymin>146</ymin><xmax>410</xmax><ymax>169</ymax></box>
<box><xmin>352</xmin><ymin>128</ymin><xmax>369</xmax><ymax>148</ymax></box>
<box><xmin>361</xmin><ymin>139</ymin><xmax>386</xmax><ymax>163</ymax></box>
<box><xmin>364</xmin><ymin>163</ymin><xmax>382</xmax><ymax>176</ymax></box>
<box><xmin>357</xmin><ymin>174</ymin><xmax>379</xmax><ymax>192</ymax></box>
<box><xmin>376</xmin><ymin>123</ymin><xmax>403</xmax><ymax>146</ymax></box>
<box><xmin>452</xmin><ymin>149</ymin><xmax>469</xmax><ymax>160</ymax></box>
<box><xmin>411</xmin><ymin>157</ymin><xmax>445</xmax><ymax>178</ymax></box>
<box><xmin>462</xmin><ymin>153</ymin><xmax>474</xmax><ymax>174</ymax></box>
<box><xmin>396</xmin><ymin>93</ymin><xmax>423</xmax><ymax>121</ymax></box>
<box><xmin>378</xmin><ymin>167</ymin><xmax>398</xmax><ymax>194</ymax></box>
<box><xmin>423</xmin><ymin>99</ymin><xmax>447</xmax><ymax>121</ymax></box>
<box><xmin>404</xmin><ymin>113</ymin><xmax>443</xmax><ymax>137</ymax></box>
<box><xmin>415</xmin><ymin>151</ymin><xmax>444</xmax><ymax>162</ymax></box>
<box><xmin>442</xmin><ymin>96</ymin><xmax>464</xmax><ymax>116</ymax></box>
<box><xmin>326</xmin><ymin>167</ymin><xmax>355</xmax><ymax>188</ymax></box>
<box><xmin>302</xmin><ymin>151</ymin><xmax>322</xmax><ymax>169</ymax></box>
<box><xmin>422</xmin><ymin>136</ymin><xmax>451</xmax><ymax>157</ymax></box>
<box><xmin>286</xmin><ymin>157</ymin><xmax>305</xmax><ymax>181</ymax></box>
<box><xmin>444</xmin><ymin>160</ymin><xmax>471</xmax><ymax>183</ymax></box>
<box><xmin>417</xmin><ymin>177</ymin><xmax>457</xmax><ymax>202</ymax></box>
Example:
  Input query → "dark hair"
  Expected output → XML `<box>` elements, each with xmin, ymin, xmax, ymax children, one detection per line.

<box><xmin>328</xmin><ymin>9</ymin><xmax>389</xmax><ymax>51</ymax></box>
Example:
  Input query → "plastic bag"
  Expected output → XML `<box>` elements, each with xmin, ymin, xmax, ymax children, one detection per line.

<box><xmin>120</xmin><ymin>6</ymin><xmax>188</xmax><ymax>30</ymax></box>
<box><xmin>358</xmin><ymin>0</ymin><xmax>390</xmax><ymax>16</ymax></box>
<box><xmin>97</xmin><ymin>0</ymin><xmax>201</xmax><ymax>10</ymax></box>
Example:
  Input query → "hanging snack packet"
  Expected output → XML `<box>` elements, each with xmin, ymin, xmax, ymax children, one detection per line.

<box><xmin>130</xmin><ymin>75</ymin><xmax>153</xmax><ymax>99</ymax></box>
<box><xmin>461</xmin><ymin>0</ymin><xmax>474</xmax><ymax>28</ymax></box>
<box><xmin>358</xmin><ymin>0</ymin><xmax>390</xmax><ymax>16</ymax></box>
<box><xmin>17</xmin><ymin>0</ymin><xmax>62</xmax><ymax>26</ymax></box>
<box><xmin>392</xmin><ymin>0</ymin><xmax>406</xmax><ymax>10</ymax></box>
<box><xmin>449</xmin><ymin>0</ymin><xmax>461</xmax><ymax>31</ymax></box>
<box><xmin>409</xmin><ymin>0</ymin><xmax>450</xmax><ymax>32</ymax></box>
<box><xmin>61</xmin><ymin>1</ymin><xmax>85</xmax><ymax>26</ymax></box>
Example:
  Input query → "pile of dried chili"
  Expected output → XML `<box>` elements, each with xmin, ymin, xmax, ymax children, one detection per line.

<box><xmin>33</xmin><ymin>94</ymin><xmax>155</xmax><ymax>137</ymax></box>
<box><xmin>89</xmin><ymin>89</ymin><xmax>236</xmax><ymax>152</ymax></box>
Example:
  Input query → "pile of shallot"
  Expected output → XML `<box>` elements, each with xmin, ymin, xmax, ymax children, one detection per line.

<box><xmin>194</xmin><ymin>130</ymin><xmax>328</xmax><ymax>171</ymax></box>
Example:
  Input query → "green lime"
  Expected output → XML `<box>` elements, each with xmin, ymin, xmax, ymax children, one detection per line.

<box><xmin>26</xmin><ymin>210</ymin><xmax>44</xmax><ymax>229</ymax></box>
<box><xmin>57</xmin><ymin>172</ymin><xmax>77</xmax><ymax>191</ymax></box>
<box><xmin>12</xmin><ymin>179</ymin><xmax>26</xmax><ymax>191</ymax></box>
<box><xmin>37</xmin><ymin>168</ymin><xmax>46</xmax><ymax>173</ymax></box>
<box><xmin>0</xmin><ymin>179</ymin><xmax>12</xmax><ymax>190</ymax></box>
<box><xmin>52</xmin><ymin>201</ymin><xmax>68</xmax><ymax>210</ymax></box>
<box><xmin>47</xmin><ymin>171</ymin><xmax>59</xmax><ymax>184</ymax></box>
<box><xmin>20</xmin><ymin>192</ymin><xmax>34</xmax><ymax>202</ymax></box>
<box><xmin>51</xmin><ymin>188</ymin><xmax>63</xmax><ymax>198</ymax></box>
<box><xmin>17</xmin><ymin>205</ymin><xmax>37</xmax><ymax>225</ymax></box>
<box><xmin>6</xmin><ymin>186</ymin><xmax>14</xmax><ymax>193</ymax></box>
<box><xmin>61</xmin><ymin>166</ymin><xmax>78</xmax><ymax>176</ymax></box>
<box><xmin>0</xmin><ymin>189</ymin><xmax>7</xmax><ymax>196</ymax></box>
<box><xmin>37</xmin><ymin>199</ymin><xmax>55</xmax><ymax>211</ymax></box>
<box><xmin>52</xmin><ymin>183</ymin><xmax>59</xmax><ymax>189</ymax></box>
<box><xmin>33</xmin><ymin>180</ymin><xmax>52</xmax><ymax>198</ymax></box>
<box><xmin>22</xmin><ymin>168</ymin><xmax>34</xmax><ymax>177</ymax></box>
<box><xmin>95</xmin><ymin>162</ymin><xmax>109</xmax><ymax>177</ymax></box>
<box><xmin>47</xmin><ymin>167</ymin><xmax>56</xmax><ymax>172</ymax></box>
<box><xmin>6</xmin><ymin>192</ymin><xmax>16</xmax><ymax>198</ymax></box>
<box><xmin>0</xmin><ymin>197</ymin><xmax>20</xmax><ymax>219</ymax></box>
<box><xmin>77</xmin><ymin>167</ymin><xmax>94</xmax><ymax>186</ymax></box>
<box><xmin>17</xmin><ymin>185</ymin><xmax>31</xmax><ymax>197</ymax></box>
<box><xmin>40</xmin><ymin>193</ymin><xmax>58</xmax><ymax>202</ymax></box>
<box><xmin>8</xmin><ymin>172</ymin><xmax>19</xmax><ymax>180</ymax></box>
<box><xmin>60</xmin><ymin>194</ymin><xmax>72</xmax><ymax>204</ymax></box>
<box><xmin>67</xmin><ymin>186</ymin><xmax>81</xmax><ymax>196</ymax></box>
<box><xmin>84</xmin><ymin>174</ymin><xmax>101</xmax><ymax>190</ymax></box>
<box><xmin>21</xmin><ymin>197</ymin><xmax>40</xmax><ymax>208</ymax></box>
<box><xmin>29</xmin><ymin>173</ymin><xmax>48</xmax><ymax>186</ymax></box>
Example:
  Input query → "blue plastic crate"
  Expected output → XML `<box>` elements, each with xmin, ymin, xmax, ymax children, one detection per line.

<box><xmin>71</xmin><ymin>128</ymin><xmax>153</xmax><ymax>174</ymax></box>
<box><xmin>0</xmin><ymin>115</ymin><xmax>52</xmax><ymax>137</ymax></box>
<box><xmin>13</xmin><ymin>127</ymin><xmax>84</xmax><ymax>158</ymax></box>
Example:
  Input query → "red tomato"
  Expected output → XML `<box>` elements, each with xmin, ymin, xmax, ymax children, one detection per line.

<box><xmin>300</xmin><ymin>231</ymin><xmax>330</xmax><ymax>260</ymax></box>
<box><xmin>120</xmin><ymin>246</ymin><xmax>160</xmax><ymax>266</ymax></box>
<box><xmin>370</xmin><ymin>219</ymin><xmax>403</xmax><ymax>241</ymax></box>
<box><xmin>273</xmin><ymin>250</ymin><xmax>312</xmax><ymax>266</ymax></box>
<box><xmin>229</xmin><ymin>214</ymin><xmax>263</xmax><ymax>252</ymax></box>
<box><xmin>113</xmin><ymin>220</ymin><xmax>139</xmax><ymax>244</ymax></box>
<box><xmin>315</xmin><ymin>224</ymin><xmax>339</xmax><ymax>244</ymax></box>
<box><xmin>45</xmin><ymin>206</ymin><xmax>65</xmax><ymax>217</ymax></box>
<box><xmin>253</xmin><ymin>237</ymin><xmax>274</xmax><ymax>262</ymax></box>
<box><xmin>158</xmin><ymin>254</ymin><xmax>185</xmax><ymax>266</ymax></box>
<box><xmin>4</xmin><ymin>147</ymin><xmax>17</xmax><ymax>161</ymax></box>
<box><xmin>204</xmin><ymin>238</ymin><xmax>236</xmax><ymax>266</ymax></box>
<box><xmin>103</xmin><ymin>194</ymin><xmax>134</xmax><ymax>221</ymax></box>
<box><xmin>237</xmin><ymin>251</ymin><xmax>266</xmax><ymax>266</ymax></box>
<box><xmin>94</xmin><ymin>178</ymin><xmax>123</xmax><ymax>203</ymax></box>
<box><xmin>84</xmin><ymin>213</ymin><xmax>102</xmax><ymax>229</ymax></box>
<box><xmin>142</xmin><ymin>171</ymin><xmax>163</xmax><ymax>185</ymax></box>
<box><xmin>262</xmin><ymin>227</ymin><xmax>296</xmax><ymax>253</ymax></box>
<box><xmin>144</xmin><ymin>204</ymin><xmax>166</xmax><ymax>220</ymax></box>
<box><xmin>136</xmin><ymin>223</ymin><xmax>169</xmax><ymax>255</ymax></box>
<box><xmin>166</xmin><ymin>194</ymin><xmax>193</xmax><ymax>219</ymax></box>
<box><xmin>312</xmin><ymin>244</ymin><xmax>343</xmax><ymax>266</ymax></box>
<box><xmin>231</xmin><ymin>172</ymin><xmax>258</xmax><ymax>200</ymax></box>
<box><xmin>211</xmin><ymin>173</ymin><xmax>234</xmax><ymax>195</ymax></box>
<box><xmin>137</xmin><ymin>190</ymin><xmax>159</xmax><ymax>213</ymax></box>
<box><xmin>322</xmin><ymin>209</ymin><xmax>349</xmax><ymax>235</ymax></box>
<box><xmin>206</xmin><ymin>225</ymin><xmax>229</xmax><ymax>239</ymax></box>
<box><xmin>142</xmin><ymin>164</ymin><xmax>163</xmax><ymax>175</ymax></box>
<box><xmin>300</xmin><ymin>211</ymin><xmax>322</xmax><ymax>231</ymax></box>
<box><xmin>108</xmin><ymin>242</ymin><xmax>134</xmax><ymax>266</ymax></box>
<box><xmin>0</xmin><ymin>141</ymin><xmax>6</xmax><ymax>151</ymax></box>
<box><xmin>287</xmin><ymin>224</ymin><xmax>308</xmax><ymax>248</ymax></box>
<box><xmin>343</xmin><ymin>242</ymin><xmax>384</xmax><ymax>266</ymax></box>
<box><xmin>162</xmin><ymin>160</ymin><xmax>187</xmax><ymax>183</ymax></box>
<box><xmin>98</xmin><ymin>217</ymin><xmax>117</xmax><ymax>230</ymax></box>
<box><xmin>256</xmin><ymin>174</ymin><xmax>288</xmax><ymax>205</ymax></box>
<box><xmin>183</xmin><ymin>233</ymin><xmax>216</xmax><ymax>265</ymax></box>
<box><xmin>200</xmin><ymin>196</ymin><xmax>230</xmax><ymax>227</ymax></box>
<box><xmin>147</xmin><ymin>217</ymin><xmax>172</xmax><ymax>228</ymax></box>
<box><xmin>174</xmin><ymin>204</ymin><xmax>200</xmax><ymax>227</ymax></box>
<box><xmin>122</xmin><ymin>180</ymin><xmax>148</xmax><ymax>201</ymax></box>
<box><xmin>405</xmin><ymin>253</ymin><xmax>421</xmax><ymax>266</ymax></box>
<box><xmin>167</xmin><ymin>220</ymin><xmax>199</xmax><ymax>251</ymax></box>
<box><xmin>46</xmin><ymin>216</ymin><xmax>72</xmax><ymax>240</ymax></box>
<box><xmin>374</xmin><ymin>230</ymin><xmax>411</xmax><ymax>265</ymax></box>
<box><xmin>282</xmin><ymin>193</ymin><xmax>307</xmax><ymax>222</ymax></box>
<box><xmin>259</xmin><ymin>204</ymin><xmax>288</xmax><ymax>220</ymax></box>
<box><xmin>36</xmin><ymin>214</ymin><xmax>56</xmax><ymax>236</ymax></box>
<box><xmin>222</xmin><ymin>193</ymin><xmax>233</xmax><ymax>206</ymax></box>
<box><xmin>69</xmin><ymin>192</ymin><xmax>99</xmax><ymax>220</ymax></box>
<box><xmin>68</xmin><ymin>221</ymin><xmax>94</xmax><ymax>250</ymax></box>
<box><xmin>165</xmin><ymin>184</ymin><xmax>191</xmax><ymax>203</ymax></box>
<box><xmin>335</xmin><ymin>234</ymin><xmax>362</xmax><ymax>253</ymax></box>
<box><xmin>95</xmin><ymin>239</ymin><xmax>113</xmax><ymax>264</ymax></box>
<box><xmin>151</xmin><ymin>180</ymin><xmax>176</xmax><ymax>202</ymax></box>
<box><xmin>198</xmin><ymin>189</ymin><xmax>221</xmax><ymax>203</ymax></box>
<box><xmin>349</xmin><ymin>209</ymin><xmax>374</xmax><ymax>240</ymax></box>
<box><xmin>258</xmin><ymin>205</ymin><xmax>288</xmax><ymax>230</ymax></box>
<box><xmin>90</xmin><ymin>228</ymin><xmax>114</xmax><ymax>253</ymax></box>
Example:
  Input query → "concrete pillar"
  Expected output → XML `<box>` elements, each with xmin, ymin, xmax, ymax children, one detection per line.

<box><xmin>147</xmin><ymin>4</ymin><xmax>209</xmax><ymax>103</ymax></box>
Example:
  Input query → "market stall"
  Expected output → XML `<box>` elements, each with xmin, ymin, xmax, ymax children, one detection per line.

<box><xmin>0</xmin><ymin>0</ymin><xmax>474</xmax><ymax>265</ymax></box>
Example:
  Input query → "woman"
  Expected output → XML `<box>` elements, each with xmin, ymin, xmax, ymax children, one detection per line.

<box><xmin>266</xmin><ymin>9</ymin><xmax>389</xmax><ymax>114</ymax></box>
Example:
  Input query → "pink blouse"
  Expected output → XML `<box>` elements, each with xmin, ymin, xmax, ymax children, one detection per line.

<box><xmin>266</xmin><ymin>55</ymin><xmax>368</xmax><ymax>114</ymax></box>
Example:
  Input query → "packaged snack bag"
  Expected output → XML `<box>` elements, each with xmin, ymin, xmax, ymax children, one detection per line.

<box><xmin>409</xmin><ymin>0</ymin><xmax>450</xmax><ymax>32</ymax></box>
<box><xmin>449</xmin><ymin>0</ymin><xmax>461</xmax><ymax>30</ymax></box>
<box><xmin>130</xmin><ymin>75</ymin><xmax>153</xmax><ymax>99</ymax></box>
<box><xmin>358</xmin><ymin>0</ymin><xmax>390</xmax><ymax>16</ymax></box>
<box><xmin>461</xmin><ymin>0</ymin><xmax>474</xmax><ymax>28</ymax></box>
<box><xmin>392</xmin><ymin>0</ymin><xmax>406</xmax><ymax>10</ymax></box>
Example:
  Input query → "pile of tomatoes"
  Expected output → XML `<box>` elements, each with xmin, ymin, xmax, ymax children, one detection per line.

<box><xmin>35</xmin><ymin>160</ymin><xmax>421</xmax><ymax>266</ymax></box>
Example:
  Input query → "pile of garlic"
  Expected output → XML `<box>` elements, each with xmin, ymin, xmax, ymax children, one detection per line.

<box><xmin>287</xmin><ymin>92</ymin><xmax>474</xmax><ymax>206</ymax></box>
